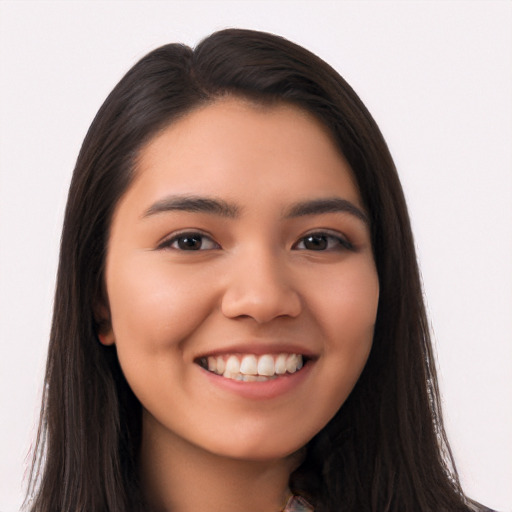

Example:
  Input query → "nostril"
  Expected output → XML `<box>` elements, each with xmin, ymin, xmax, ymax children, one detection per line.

<box><xmin>220</xmin><ymin>285</ymin><xmax>302</xmax><ymax>324</ymax></box>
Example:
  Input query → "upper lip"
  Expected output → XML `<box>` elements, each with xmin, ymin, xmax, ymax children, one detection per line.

<box><xmin>193</xmin><ymin>342</ymin><xmax>318</xmax><ymax>360</ymax></box>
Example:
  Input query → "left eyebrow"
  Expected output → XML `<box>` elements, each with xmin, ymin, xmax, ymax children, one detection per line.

<box><xmin>142</xmin><ymin>195</ymin><xmax>240</xmax><ymax>219</ymax></box>
<box><xmin>283</xmin><ymin>197</ymin><xmax>369</xmax><ymax>225</ymax></box>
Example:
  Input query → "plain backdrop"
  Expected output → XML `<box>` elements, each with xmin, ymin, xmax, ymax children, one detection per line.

<box><xmin>0</xmin><ymin>1</ymin><xmax>511</xmax><ymax>511</ymax></box>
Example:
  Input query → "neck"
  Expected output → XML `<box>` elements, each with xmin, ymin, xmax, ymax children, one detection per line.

<box><xmin>140</xmin><ymin>411</ymin><xmax>300</xmax><ymax>512</ymax></box>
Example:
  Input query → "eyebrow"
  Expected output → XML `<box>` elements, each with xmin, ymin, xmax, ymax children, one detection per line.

<box><xmin>284</xmin><ymin>197</ymin><xmax>369</xmax><ymax>225</ymax></box>
<box><xmin>143</xmin><ymin>194</ymin><xmax>368</xmax><ymax>225</ymax></box>
<box><xmin>143</xmin><ymin>195</ymin><xmax>240</xmax><ymax>218</ymax></box>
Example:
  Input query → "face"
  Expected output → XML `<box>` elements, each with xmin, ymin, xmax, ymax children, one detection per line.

<box><xmin>101</xmin><ymin>98</ymin><xmax>379</xmax><ymax>461</ymax></box>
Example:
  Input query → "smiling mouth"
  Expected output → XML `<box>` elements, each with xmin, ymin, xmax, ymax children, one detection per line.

<box><xmin>196</xmin><ymin>353</ymin><xmax>307</xmax><ymax>382</ymax></box>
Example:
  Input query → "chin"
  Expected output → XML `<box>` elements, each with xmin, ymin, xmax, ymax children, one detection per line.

<box><xmin>202</xmin><ymin>429</ymin><xmax>313</xmax><ymax>464</ymax></box>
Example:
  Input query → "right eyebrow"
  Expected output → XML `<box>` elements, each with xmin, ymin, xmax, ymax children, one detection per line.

<box><xmin>142</xmin><ymin>195</ymin><xmax>241</xmax><ymax>219</ymax></box>
<box><xmin>283</xmin><ymin>197</ymin><xmax>369</xmax><ymax>225</ymax></box>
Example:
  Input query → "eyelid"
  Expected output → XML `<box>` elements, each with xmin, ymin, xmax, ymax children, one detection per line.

<box><xmin>156</xmin><ymin>228</ymin><xmax>353</xmax><ymax>251</ymax></box>
<box><xmin>292</xmin><ymin>229</ymin><xmax>354</xmax><ymax>251</ymax></box>
<box><xmin>156</xmin><ymin>229</ymin><xmax>221</xmax><ymax>250</ymax></box>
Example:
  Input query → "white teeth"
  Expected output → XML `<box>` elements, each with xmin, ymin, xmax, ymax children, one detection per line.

<box><xmin>286</xmin><ymin>354</ymin><xmax>301</xmax><ymax>374</ymax></box>
<box><xmin>207</xmin><ymin>356</ymin><xmax>217</xmax><ymax>373</ymax></box>
<box><xmin>225</xmin><ymin>355</ymin><xmax>240</xmax><ymax>374</ymax></box>
<box><xmin>202</xmin><ymin>353</ymin><xmax>306</xmax><ymax>381</ymax></box>
<box><xmin>274</xmin><ymin>354</ymin><xmax>287</xmax><ymax>375</ymax></box>
<box><xmin>216</xmin><ymin>356</ymin><xmax>225</xmax><ymax>374</ymax></box>
<box><xmin>257</xmin><ymin>354</ymin><xmax>275</xmax><ymax>376</ymax></box>
<box><xmin>240</xmin><ymin>354</ymin><xmax>258</xmax><ymax>375</ymax></box>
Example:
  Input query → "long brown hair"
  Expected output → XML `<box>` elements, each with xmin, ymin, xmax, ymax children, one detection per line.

<box><xmin>27</xmin><ymin>28</ymin><xmax>478</xmax><ymax>512</ymax></box>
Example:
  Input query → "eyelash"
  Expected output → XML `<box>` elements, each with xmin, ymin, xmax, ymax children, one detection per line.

<box><xmin>158</xmin><ymin>230</ymin><xmax>353</xmax><ymax>252</ymax></box>
<box><xmin>292</xmin><ymin>231</ymin><xmax>354</xmax><ymax>252</ymax></box>
<box><xmin>158</xmin><ymin>231</ymin><xmax>220</xmax><ymax>251</ymax></box>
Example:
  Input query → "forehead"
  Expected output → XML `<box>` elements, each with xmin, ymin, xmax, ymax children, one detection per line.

<box><xmin>126</xmin><ymin>97</ymin><xmax>362</xmax><ymax>211</ymax></box>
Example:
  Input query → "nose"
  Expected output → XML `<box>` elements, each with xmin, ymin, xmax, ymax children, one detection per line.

<box><xmin>221</xmin><ymin>249</ymin><xmax>302</xmax><ymax>324</ymax></box>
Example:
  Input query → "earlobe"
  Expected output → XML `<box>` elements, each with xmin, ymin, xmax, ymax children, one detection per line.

<box><xmin>97</xmin><ymin>327</ymin><xmax>115</xmax><ymax>346</ymax></box>
<box><xmin>94</xmin><ymin>300</ymin><xmax>116</xmax><ymax>345</ymax></box>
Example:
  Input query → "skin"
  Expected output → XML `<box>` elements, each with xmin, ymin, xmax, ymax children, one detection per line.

<box><xmin>99</xmin><ymin>98</ymin><xmax>379</xmax><ymax>512</ymax></box>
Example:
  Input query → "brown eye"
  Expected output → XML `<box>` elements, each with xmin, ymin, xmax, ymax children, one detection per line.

<box><xmin>176</xmin><ymin>235</ymin><xmax>204</xmax><ymax>250</ymax></box>
<box><xmin>161</xmin><ymin>232</ymin><xmax>220</xmax><ymax>251</ymax></box>
<box><xmin>303</xmin><ymin>234</ymin><xmax>328</xmax><ymax>250</ymax></box>
<box><xmin>293</xmin><ymin>232</ymin><xmax>353</xmax><ymax>251</ymax></box>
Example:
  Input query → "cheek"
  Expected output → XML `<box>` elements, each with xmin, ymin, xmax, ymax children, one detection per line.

<box><xmin>305</xmin><ymin>259</ymin><xmax>378</xmax><ymax>399</ymax></box>
<box><xmin>106</xmin><ymin>259</ymin><xmax>218</xmax><ymax>351</ymax></box>
<box><xmin>310</xmin><ymin>258</ymin><xmax>379</xmax><ymax>344</ymax></box>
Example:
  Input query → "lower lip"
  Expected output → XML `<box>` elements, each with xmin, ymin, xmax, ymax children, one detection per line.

<box><xmin>199</xmin><ymin>361</ymin><xmax>313</xmax><ymax>400</ymax></box>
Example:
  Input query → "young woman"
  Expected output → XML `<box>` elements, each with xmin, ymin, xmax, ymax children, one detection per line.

<box><xmin>26</xmin><ymin>28</ymin><xmax>492</xmax><ymax>512</ymax></box>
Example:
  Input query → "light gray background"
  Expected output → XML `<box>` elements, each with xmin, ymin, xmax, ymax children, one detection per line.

<box><xmin>0</xmin><ymin>1</ymin><xmax>511</xmax><ymax>511</ymax></box>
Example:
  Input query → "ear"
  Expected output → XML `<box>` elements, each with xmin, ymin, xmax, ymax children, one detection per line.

<box><xmin>93</xmin><ymin>301</ymin><xmax>116</xmax><ymax>346</ymax></box>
